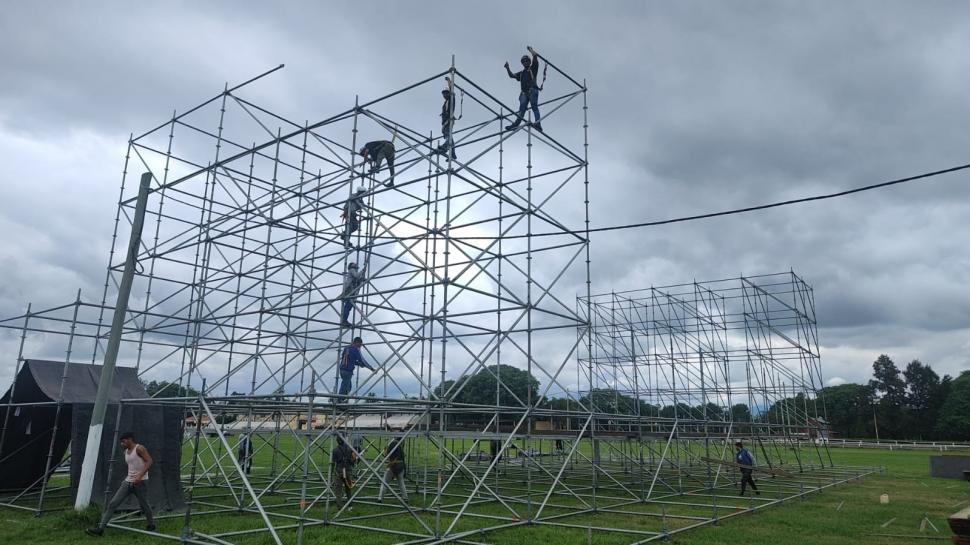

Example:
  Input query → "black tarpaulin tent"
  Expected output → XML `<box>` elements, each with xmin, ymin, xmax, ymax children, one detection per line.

<box><xmin>0</xmin><ymin>360</ymin><xmax>184</xmax><ymax>511</ymax></box>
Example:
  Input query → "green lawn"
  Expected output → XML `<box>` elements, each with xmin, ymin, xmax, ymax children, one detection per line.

<box><xmin>1</xmin><ymin>447</ymin><xmax>966</xmax><ymax>544</ymax></box>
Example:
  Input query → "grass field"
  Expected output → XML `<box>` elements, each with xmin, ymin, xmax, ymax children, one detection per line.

<box><xmin>1</xmin><ymin>447</ymin><xmax>966</xmax><ymax>544</ymax></box>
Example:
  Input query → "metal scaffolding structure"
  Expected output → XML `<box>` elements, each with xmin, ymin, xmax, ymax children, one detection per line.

<box><xmin>0</xmin><ymin>62</ymin><xmax>876</xmax><ymax>545</ymax></box>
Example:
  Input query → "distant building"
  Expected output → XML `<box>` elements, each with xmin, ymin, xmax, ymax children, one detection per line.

<box><xmin>805</xmin><ymin>417</ymin><xmax>832</xmax><ymax>441</ymax></box>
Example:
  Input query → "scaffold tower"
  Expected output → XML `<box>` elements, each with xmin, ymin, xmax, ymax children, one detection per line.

<box><xmin>0</xmin><ymin>60</ymin><xmax>875</xmax><ymax>545</ymax></box>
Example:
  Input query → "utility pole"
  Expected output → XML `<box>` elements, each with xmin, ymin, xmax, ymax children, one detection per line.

<box><xmin>75</xmin><ymin>172</ymin><xmax>152</xmax><ymax>510</ymax></box>
<box><xmin>872</xmin><ymin>404</ymin><xmax>880</xmax><ymax>443</ymax></box>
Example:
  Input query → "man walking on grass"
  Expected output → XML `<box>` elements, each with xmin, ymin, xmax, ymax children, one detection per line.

<box><xmin>331</xmin><ymin>436</ymin><xmax>357</xmax><ymax>510</ymax></box>
<box><xmin>86</xmin><ymin>432</ymin><xmax>155</xmax><ymax>536</ymax></box>
<box><xmin>735</xmin><ymin>441</ymin><xmax>760</xmax><ymax>496</ymax></box>
<box><xmin>377</xmin><ymin>438</ymin><xmax>408</xmax><ymax>504</ymax></box>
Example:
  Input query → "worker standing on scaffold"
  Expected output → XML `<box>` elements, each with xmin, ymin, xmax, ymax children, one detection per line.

<box><xmin>359</xmin><ymin>138</ymin><xmax>396</xmax><ymax>188</ymax></box>
<box><xmin>338</xmin><ymin>336</ymin><xmax>375</xmax><ymax>400</ymax></box>
<box><xmin>504</xmin><ymin>46</ymin><xmax>543</xmax><ymax>132</ymax></box>
<box><xmin>435</xmin><ymin>76</ymin><xmax>457</xmax><ymax>159</ymax></box>
<box><xmin>340</xmin><ymin>261</ymin><xmax>366</xmax><ymax>327</ymax></box>
<box><xmin>340</xmin><ymin>186</ymin><xmax>367</xmax><ymax>248</ymax></box>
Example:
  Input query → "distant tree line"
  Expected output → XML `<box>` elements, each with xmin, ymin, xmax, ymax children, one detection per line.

<box><xmin>819</xmin><ymin>355</ymin><xmax>969</xmax><ymax>441</ymax></box>
<box><xmin>142</xmin><ymin>355</ymin><xmax>969</xmax><ymax>441</ymax></box>
<box><xmin>430</xmin><ymin>357</ymin><xmax>969</xmax><ymax>441</ymax></box>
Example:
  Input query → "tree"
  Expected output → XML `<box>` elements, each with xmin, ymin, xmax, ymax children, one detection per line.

<box><xmin>870</xmin><ymin>355</ymin><xmax>906</xmax><ymax>405</ymax></box>
<box><xmin>458</xmin><ymin>364</ymin><xmax>539</xmax><ymax>407</ymax></box>
<box><xmin>433</xmin><ymin>364</ymin><xmax>540</xmax><ymax>407</ymax></box>
<box><xmin>658</xmin><ymin>403</ymin><xmax>692</xmax><ymax>420</ymax></box>
<box><xmin>819</xmin><ymin>383</ymin><xmax>874</xmax><ymax>438</ymax></box>
<box><xmin>144</xmin><ymin>380</ymin><xmax>199</xmax><ymax>398</ymax></box>
<box><xmin>759</xmin><ymin>393</ymin><xmax>809</xmax><ymax>427</ymax></box>
<box><xmin>579</xmin><ymin>389</ymin><xmax>643</xmax><ymax>415</ymax></box>
<box><xmin>730</xmin><ymin>403</ymin><xmax>752</xmax><ymax>423</ymax></box>
<box><xmin>903</xmin><ymin>359</ymin><xmax>942</xmax><ymax>439</ymax></box>
<box><xmin>869</xmin><ymin>355</ymin><xmax>907</xmax><ymax>438</ymax></box>
<box><xmin>935</xmin><ymin>371</ymin><xmax>970</xmax><ymax>440</ymax></box>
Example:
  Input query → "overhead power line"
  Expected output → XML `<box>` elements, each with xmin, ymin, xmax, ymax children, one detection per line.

<box><xmin>573</xmin><ymin>162</ymin><xmax>970</xmax><ymax>237</ymax></box>
<box><xmin>423</xmin><ymin>161</ymin><xmax>969</xmax><ymax>241</ymax></box>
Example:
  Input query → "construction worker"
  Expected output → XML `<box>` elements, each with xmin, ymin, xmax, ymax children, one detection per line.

<box><xmin>237</xmin><ymin>432</ymin><xmax>253</xmax><ymax>474</ymax></box>
<box><xmin>734</xmin><ymin>441</ymin><xmax>760</xmax><ymax>496</ymax></box>
<box><xmin>85</xmin><ymin>432</ymin><xmax>155</xmax><ymax>536</ymax></box>
<box><xmin>331</xmin><ymin>436</ymin><xmax>357</xmax><ymax>510</ymax></box>
<box><xmin>340</xmin><ymin>186</ymin><xmax>367</xmax><ymax>248</ymax></box>
<box><xmin>504</xmin><ymin>46</ymin><xmax>542</xmax><ymax>132</ymax></box>
<box><xmin>435</xmin><ymin>77</ymin><xmax>457</xmax><ymax>159</ymax></box>
<box><xmin>359</xmin><ymin>140</ymin><xmax>395</xmax><ymax>188</ymax></box>
<box><xmin>377</xmin><ymin>438</ymin><xmax>408</xmax><ymax>503</ymax></box>
<box><xmin>338</xmin><ymin>336</ymin><xmax>375</xmax><ymax>399</ymax></box>
<box><xmin>340</xmin><ymin>262</ymin><xmax>367</xmax><ymax>327</ymax></box>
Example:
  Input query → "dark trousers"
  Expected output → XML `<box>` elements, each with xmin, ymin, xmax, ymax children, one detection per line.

<box><xmin>99</xmin><ymin>481</ymin><xmax>154</xmax><ymax>529</ymax></box>
<box><xmin>510</xmin><ymin>89</ymin><xmax>540</xmax><ymax>127</ymax></box>
<box><xmin>343</xmin><ymin>216</ymin><xmax>360</xmax><ymax>245</ymax></box>
<box><xmin>338</xmin><ymin>369</ymin><xmax>354</xmax><ymax>396</ymax></box>
<box><xmin>740</xmin><ymin>468</ymin><xmax>758</xmax><ymax>495</ymax></box>
<box><xmin>370</xmin><ymin>147</ymin><xmax>395</xmax><ymax>185</ymax></box>
<box><xmin>437</xmin><ymin>122</ymin><xmax>456</xmax><ymax>157</ymax></box>
<box><xmin>341</xmin><ymin>298</ymin><xmax>354</xmax><ymax>323</ymax></box>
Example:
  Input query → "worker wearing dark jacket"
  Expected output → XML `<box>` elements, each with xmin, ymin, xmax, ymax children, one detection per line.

<box><xmin>331</xmin><ymin>436</ymin><xmax>357</xmax><ymax>508</ymax></box>
<box><xmin>735</xmin><ymin>441</ymin><xmax>760</xmax><ymax>496</ymax></box>
<box><xmin>359</xmin><ymin>140</ymin><xmax>395</xmax><ymax>187</ymax></box>
<box><xmin>504</xmin><ymin>46</ymin><xmax>542</xmax><ymax>132</ymax></box>
<box><xmin>338</xmin><ymin>337</ymin><xmax>375</xmax><ymax>398</ymax></box>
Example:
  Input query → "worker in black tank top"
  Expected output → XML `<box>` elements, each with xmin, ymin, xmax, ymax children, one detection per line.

<box><xmin>504</xmin><ymin>46</ymin><xmax>542</xmax><ymax>132</ymax></box>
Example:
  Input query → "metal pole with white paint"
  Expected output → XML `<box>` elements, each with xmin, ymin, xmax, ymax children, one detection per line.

<box><xmin>74</xmin><ymin>171</ymin><xmax>152</xmax><ymax>510</ymax></box>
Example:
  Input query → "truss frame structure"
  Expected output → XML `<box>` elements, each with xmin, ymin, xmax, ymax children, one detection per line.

<box><xmin>0</xmin><ymin>61</ymin><xmax>876</xmax><ymax>545</ymax></box>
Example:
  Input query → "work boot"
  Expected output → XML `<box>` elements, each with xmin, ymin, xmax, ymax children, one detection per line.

<box><xmin>146</xmin><ymin>524</ymin><xmax>156</xmax><ymax>532</ymax></box>
<box><xmin>450</xmin><ymin>150</ymin><xmax>457</xmax><ymax>160</ymax></box>
<box><xmin>505</xmin><ymin>123</ymin><xmax>520</xmax><ymax>131</ymax></box>
<box><xmin>532</xmin><ymin>122</ymin><xmax>543</xmax><ymax>132</ymax></box>
<box><xmin>85</xmin><ymin>527</ymin><xmax>104</xmax><ymax>537</ymax></box>
<box><xmin>384</xmin><ymin>180</ymin><xmax>394</xmax><ymax>188</ymax></box>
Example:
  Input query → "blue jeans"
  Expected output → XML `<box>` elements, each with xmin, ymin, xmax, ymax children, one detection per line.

<box><xmin>338</xmin><ymin>369</ymin><xmax>354</xmax><ymax>396</ymax></box>
<box><xmin>341</xmin><ymin>298</ymin><xmax>354</xmax><ymax>323</ymax></box>
<box><xmin>510</xmin><ymin>89</ymin><xmax>540</xmax><ymax>127</ymax></box>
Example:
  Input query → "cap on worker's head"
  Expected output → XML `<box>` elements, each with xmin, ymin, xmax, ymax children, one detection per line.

<box><xmin>336</xmin><ymin>436</ymin><xmax>345</xmax><ymax>445</ymax></box>
<box><xmin>348</xmin><ymin>262</ymin><xmax>358</xmax><ymax>269</ymax></box>
<box><xmin>521</xmin><ymin>54</ymin><xmax>530</xmax><ymax>63</ymax></box>
<box><xmin>355</xmin><ymin>186</ymin><xmax>366</xmax><ymax>193</ymax></box>
<box><xmin>441</xmin><ymin>89</ymin><xmax>451</xmax><ymax>96</ymax></box>
<box><xmin>734</xmin><ymin>441</ymin><xmax>743</xmax><ymax>447</ymax></box>
<box><xmin>353</xmin><ymin>336</ymin><xmax>363</xmax><ymax>344</ymax></box>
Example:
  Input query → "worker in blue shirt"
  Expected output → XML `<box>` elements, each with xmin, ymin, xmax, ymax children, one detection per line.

<box><xmin>734</xmin><ymin>441</ymin><xmax>760</xmax><ymax>496</ymax></box>
<box><xmin>339</xmin><ymin>337</ymin><xmax>375</xmax><ymax>399</ymax></box>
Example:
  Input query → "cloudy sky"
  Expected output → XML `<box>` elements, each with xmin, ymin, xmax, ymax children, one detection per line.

<box><xmin>1</xmin><ymin>1</ymin><xmax>969</xmax><ymax>390</ymax></box>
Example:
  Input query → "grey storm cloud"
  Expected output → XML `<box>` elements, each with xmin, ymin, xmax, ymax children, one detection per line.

<box><xmin>2</xmin><ymin>0</ymin><xmax>970</xmax><ymax>389</ymax></box>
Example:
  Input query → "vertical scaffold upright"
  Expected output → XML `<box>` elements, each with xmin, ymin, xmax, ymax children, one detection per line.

<box><xmin>0</xmin><ymin>62</ymin><xmax>876</xmax><ymax>544</ymax></box>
